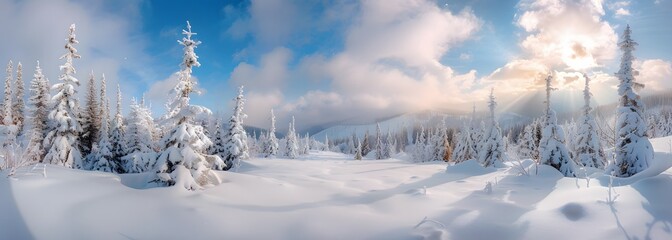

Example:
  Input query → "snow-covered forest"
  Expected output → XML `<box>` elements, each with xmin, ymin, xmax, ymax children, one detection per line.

<box><xmin>1</xmin><ymin>2</ymin><xmax>672</xmax><ymax>239</ymax></box>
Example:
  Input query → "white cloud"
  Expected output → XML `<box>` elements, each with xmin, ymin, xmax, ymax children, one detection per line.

<box><xmin>635</xmin><ymin>59</ymin><xmax>672</xmax><ymax>94</ymax></box>
<box><xmin>515</xmin><ymin>0</ymin><xmax>617</xmax><ymax>71</ymax></box>
<box><xmin>234</xmin><ymin>0</ymin><xmax>482</xmax><ymax>130</ymax></box>
<box><xmin>230</xmin><ymin>47</ymin><xmax>292</xmax><ymax>91</ymax></box>
<box><xmin>615</xmin><ymin>8</ymin><xmax>631</xmax><ymax>16</ymax></box>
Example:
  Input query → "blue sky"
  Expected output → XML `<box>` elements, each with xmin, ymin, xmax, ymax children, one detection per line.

<box><xmin>1</xmin><ymin>0</ymin><xmax>671</xmax><ymax>131</ymax></box>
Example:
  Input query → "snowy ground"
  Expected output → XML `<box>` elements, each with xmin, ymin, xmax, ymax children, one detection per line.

<box><xmin>2</xmin><ymin>137</ymin><xmax>672</xmax><ymax>240</ymax></box>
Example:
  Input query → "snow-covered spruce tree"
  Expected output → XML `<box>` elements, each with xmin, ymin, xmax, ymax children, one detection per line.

<box><xmin>87</xmin><ymin>74</ymin><xmax>116</xmax><ymax>172</ymax></box>
<box><xmin>384</xmin><ymin>130</ymin><xmax>395</xmax><ymax>158</ymax></box>
<box><xmin>284</xmin><ymin>116</ymin><xmax>298</xmax><ymax>159</ymax></box>
<box><xmin>80</xmin><ymin>71</ymin><xmax>100</xmax><ymax>157</ymax></box>
<box><xmin>478</xmin><ymin>88</ymin><xmax>505</xmax><ymax>167</ymax></box>
<box><xmin>574</xmin><ymin>73</ymin><xmax>606</xmax><ymax>168</ymax></box>
<box><xmin>24</xmin><ymin>61</ymin><xmax>50</xmax><ymax>163</ymax></box>
<box><xmin>354</xmin><ymin>138</ymin><xmax>363</xmax><ymax>160</ymax></box>
<box><xmin>208</xmin><ymin>117</ymin><xmax>226</xmax><ymax>166</ymax></box>
<box><xmin>361</xmin><ymin>130</ymin><xmax>371</xmax><ymax>156</ymax></box>
<box><xmin>413</xmin><ymin>126</ymin><xmax>427</xmax><ymax>162</ymax></box>
<box><xmin>452</xmin><ymin>124</ymin><xmax>476</xmax><ymax>163</ymax></box>
<box><xmin>223</xmin><ymin>86</ymin><xmax>249</xmax><ymax>170</ymax></box>
<box><xmin>300</xmin><ymin>133</ymin><xmax>310</xmax><ymax>155</ymax></box>
<box><xmin>539</xmin><ymin>75</ymin><xmax>577</xmax><ymax>177</ymax></box>
<box><xmin>122</xmin><ymin>98</ymin><xmax>157</xmax><ymax>173</ymax></box>
<box><xmin>518</xmin><ymin>124</ymin><xmax>537</xmax><ymax>160</ymax></box>
<box><xmin>3</xmin><ymin>60</ymin><xmax>13</xmax><ymax>126</ymax></box>
<box><xmin>13</xmin><ymin>62</ymin><xmax>25</xmax><ymax>135</ymax></box>
<box><xmin>109</xmin><ymin>84</ymin><xmax>127</xmax><ymax>172</ymax></box>
<box><xmin>263</xmin><ymin>109</ymin><xmax>279</xmax><ymax>157</ymax></box>
<box><xmin>153</xmin><ymin>21</ymin><xmax>225</xmax><ymax>190</ymax></box>
<box><xmin>610</xmin><ymin>25</ymin><xmax>654</xmax><ymax>177</ymax></box>
<box><xmin>324</xmin><ymin>134</ymin><xmax>330</xmax><ymax>151</ymax></box>
<box><xmin>375</xmin><ymin>123</ymin><xmax>384</xmax><ymax>159</ymax></box>
<box><xmin>43</xmin><ymin>24</ymin><xmax>84</xmax><ymax>168</ymax></box>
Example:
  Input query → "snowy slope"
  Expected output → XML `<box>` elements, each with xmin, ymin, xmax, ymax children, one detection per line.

<box><xmin>1</xmin><ymin>138</ymin><xmax>672</xmax><ymax>240</ymax></box>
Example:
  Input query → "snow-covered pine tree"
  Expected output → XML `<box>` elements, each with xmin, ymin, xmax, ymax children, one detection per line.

<box><xmin>574</xmin><ymin>73</ymin><xmax>606</xmax><ymax>168</ymax></box>
<box><xmin>375</xmin><ymin>123</ymin><xmax>384</xmax><ymax>159</ymax></box>
<box><xmin>452</xmin><ymin>124</ymin><xmax>476</xmax><ymax>163</ymax></box>
<box><xmin>207</xmin><ymin>117</ymin><xmax>226</xmax><ymax>166</ymax></box>
<box><xmin>3</xmin><ymin>60</ymin><xmax>13</xmax><ymax>126</ymax></box>
<box><xmin>384</xmin><ymin>130</ymin><xmax>395</xmax><ymax>158</ymax></box>
<box><xmin>109</xmin><ymin>84</ymin><xmax>127</xmax><ymax>172</ymax></box>
<box><xmin>153</xmin><ymin>21</ymin><xmax>225</xmax><ymax>190</ymax></box>
<box><xmin>324</xmin><ymin>134</ymin><xmax>330</xmax><ymax>151</ymax></box>
<box><xmin>478</xmin><ymin>88</ymin><xmax>505</xmax><ymax>167</ymax></box>
<box><xmin>354</xmin><ymin>138</ymin><xmax>363</xmax><ymax>160</ymax></box>
<box><xmin>100</xmin><ymin>74</ymin><xmax>111</xmax><ymax>137</ymax></box>
<box><xmin>43</xmin><ymin>24</ymin><xmax>84</xmax><ymax>168</ymax></box>
<box><xmin>539</xmin><ymin>75</ymin><xmax>577</xmax><ymax>177</ymax></box>
<box><xmin>468</xmin><ymin>104</ymin><xmax>481</xmax><ymax>157</ymax></box>
<box><xmin>361</xmin><ymin>130</ymin><xmax>371</xmax><ymax>156</ymax></box>
<box><xmin>24</xmin><ymin>61</ymin><xmax>50</xmax><ymax>163</ymax></box>
<box><xmin>13</xmin><ymin>62</ymin><xmax>25</xmax><ymax>135</ymax></box>
<box><xmin>413</xmin><ymin>126</ymin><xmax>427</xmax><ymax>162</ymax></box>
<box><xmin>88</xmin><ymin>73</ymin><xmax>116</xmax><ymax>172</ymax></box>
<box><xmin>80</xmin><ymin>71</ymin><xmax>100</xmax><ymax>157</ymax></box>
<box><xmin>301</xmin><ymin>133</ymin><xmax>310</xmax><ymax>155</ymax></box>
<box><xmin>518</xmin><ymin>124</ymin><xmax>537</xmax><ymax>160</ymax></box>
<box><xmin>610</xmin><ymin>25</ymin><xmax>654</xmax><ymax>177</ymax></box>
<box><xmin>347</xmin><ymin>135</ymin><xmax>355</xmax><ymax>155</ymax></box>
<box><xmin>122</xmin><ymin>98</ymin><xmax>157</xmax><ymax>173</ymax></box>
<box><xmin>90</xmin><ymin>114</ymin><xmax>115</xmax><ymax>172</ymax></box>
<box><xmin>223</xmin><ymin>86</ymin><xmax>249</xmax><ymax>170</ymax></box>
<box><xmin>263</xmin><ymin>109</ymin><xmax>279</xmax><ymax>157</ymax></box>
<box><xmin>284</xmin><ymin>116</ymin><xmax>298</xmax><ymax>159</ymax></box>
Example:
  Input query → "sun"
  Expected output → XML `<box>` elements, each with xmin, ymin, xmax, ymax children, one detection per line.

<box><xmin>561</xmin><ymin>41</ymin><xmax>597</xmax><ymax>70</ymax></box>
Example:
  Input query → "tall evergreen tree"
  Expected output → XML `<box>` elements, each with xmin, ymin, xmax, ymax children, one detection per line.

<box><xmin>361</xmin><ymin>130</ymin><xmax>371</xmax><ymax>156</ymax></box>
<box><xmin>610</xmin><ymin>25</ymin><xmax>654</xmax><ymax>177</ymax></box>
<box><xmin>81</xmin><ymin>71</ymin><xmax>100</xmax><ymax>157</ymax></box>
<box><xmin>110</xmin><ymin>84</ymin><xmax>126</xmax><ymax>172</ymax></box>
<box><xmin>375</xmin><ymin>123</ymin><xmax>384</xmax><ymax>159</ymax></box>
<box><xmin>153</xmin><ymin>21</ymin><xmax>224</xmax><ymax>190</ymax></box>
<box><xmin>518</xmin><ymin>124</ymin><xmax>537</xmax><ymax>160</ymax></box>
<box><xmin>3</xmin><ymin>60</ymin><xmax>13</xmax><ymax>126</ymax></box>
<box><xmin>123</xmin><ymin>98</ymin><xmax>157</xmax><ymax>173</ymax></box>
<box><xmin>384</xmin><ymin>130</ymin><xmax>395</xmax><ymax>158</ymax></box>
<box><xmin>44</xmin><ymin>24</ymin><xmax>83</xmax><ymax>168</ymax></box>
<box><xmin>574</xmin><ymin>73</ymin><xmax>606</xmax><ymax>168</ymax></box>
<box><xmin>452</xmin><ymin>124</ymin><xmax>477</xmax><ymax>163</ymax></box>
<box><xmin>89</xmin><ymin>73</ymin><xmax>115</xmax><ymax>172</ymax></box>
<box><xmin>208</xmin><ymin>117</ymin><xmax>226</xmax><ymax>167</ymax></box>
<box><xmin>13</xmin><ymin>62</ymin><xmax>25</xmax><ymax>134</ymax></box>
<box><xmin>354</xmin><ymin>138</ymin><xmax>362</xmax><ymax>160</ymax></box>
<box><xmin>24</xmin><ymin>61</ymin><xmax>50</xmax><ymax>163</ymax></box>
<box><xmin>263</xmin><ymin>109</ymin><xmax>279</xmax><ymax>157</ymax></box>
<box><xmin>284</xmin><ymin>116</ymin><xmax>299</xmax><ymax>159</ymax></box>
<box><xmin>478</xmin><ymin>88</ymin><xmax>505</xmax><ymax>167</ymax></box>
<box><xmin>539</xmin><ymin>75</ymin><xmax>576</xmax><ymax>177</ymax></box>
<box><xmin>223</xmin><ymin>86</ymin><xmax>249</xmax><ymax>170</ymax></box>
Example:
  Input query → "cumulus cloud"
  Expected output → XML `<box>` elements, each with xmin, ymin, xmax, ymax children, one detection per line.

<box><xmin>232</xmin><ymin>0</ymin><xmax>482</xmax><ymax>130</ymax></box>
<box><xmin>635</xmin><ymin>59</ymin><xmax>672</xmax><ymax>94</ymax></box>
<box><xmin>515</xmin><ymin>0</ymin><xmax>617</xmax><ymax>71</ymax></box>
<box><xmin>230</xmin><ymin>47</ymin><xmax>292</xmax><ymax>91</ymax></box>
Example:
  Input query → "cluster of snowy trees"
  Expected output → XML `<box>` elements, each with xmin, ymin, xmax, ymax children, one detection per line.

<box><xmin>513</xmin><ymin>25</ymin><xmax>653</xmax><ymax>177</ymax></box>
<box><xmin>0</xmin><ymin>22</ymin><xmax>259</xmax><ymax>190</ymax></box>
